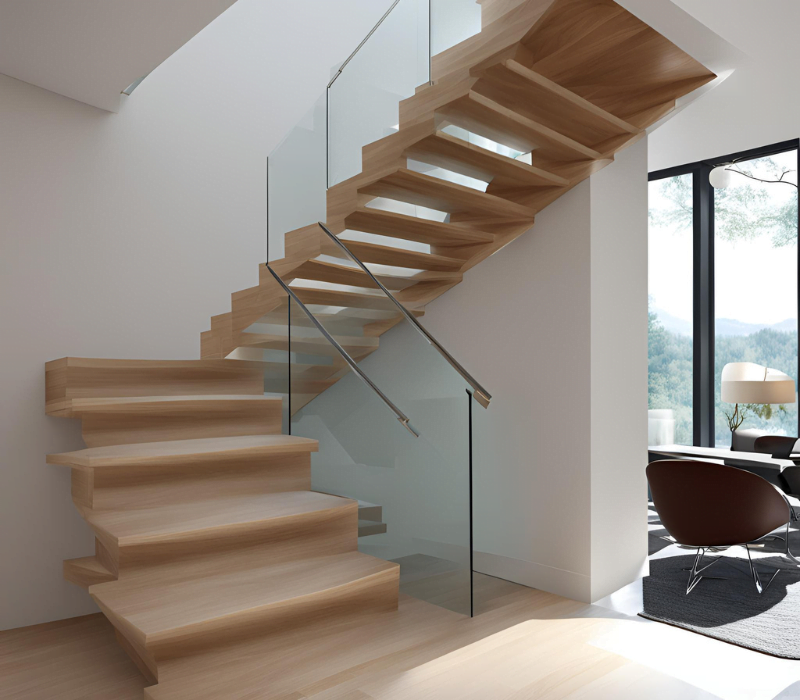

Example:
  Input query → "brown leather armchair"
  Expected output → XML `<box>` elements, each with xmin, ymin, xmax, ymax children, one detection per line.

<box><xmin>647</xmin><ymin>459</ymin><xmax>798</xmax><ymax>594</ymax></box>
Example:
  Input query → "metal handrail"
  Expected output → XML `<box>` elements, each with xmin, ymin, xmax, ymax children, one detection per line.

<box><xmin>265</xmin><ymin>264</ymin><xmax>419</xmax><ymax>437</ymax></box>
<box><xmin>327</xmin><ymin>0</ymin><xmax>402</xmax><ymax>89</ymax></box>
<box><xmin>316</xmin><ymin>222</ymin><xmax>492</xmax><ymax>408</ymax></box>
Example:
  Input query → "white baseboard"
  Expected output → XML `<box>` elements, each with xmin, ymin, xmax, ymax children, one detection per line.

<box><xmin>473</xmin><ymin>550</ymin><xmax>591</xmax><ymax>603</ymax></box>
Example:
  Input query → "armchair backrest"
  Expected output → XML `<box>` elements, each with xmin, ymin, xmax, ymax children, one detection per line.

<box><xmin>647</xmin><ymin>459</ymin><xmax>789</xmax><ymax>547</ymax></box>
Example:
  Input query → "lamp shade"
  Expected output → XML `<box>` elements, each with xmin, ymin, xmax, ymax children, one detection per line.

<box><xmin>721</xmin><ymin>362</ymin><xmax>796</xmax><ymax>404</ymax></box>
<box><xmin>710</xmin><ymin>165</ymin><xmax>734</xmax><ymax>188</ymax></box>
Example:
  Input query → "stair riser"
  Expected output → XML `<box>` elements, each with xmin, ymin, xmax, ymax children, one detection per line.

<box><xmin>46</xmin><ymin>359</ymin><xmax>265</xmax><ymax>416</ymax></box>
<box><xmin>122</xmin><ymin>566</ymin><xmax>400</xmax><ymax>664</ymax></box>
<box><xmin>72</xmin><ymin>454</ymin><xmax>311</xmax><ymax>512</ymax></box>
<box><xmin>79</xmin><ymin>403</ymin><xmax>283</xmax><ymax>448</ymax></box>
<box><xmin>99</xmin><ymin>505</ymin><xmax>359</xmax><ymax>575</ymax></box>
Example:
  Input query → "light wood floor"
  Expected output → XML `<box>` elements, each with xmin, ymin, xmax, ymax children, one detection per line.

<box><xmin>1</xmin><ymin>574</ymin><xmax>719</xmax><ymax>700</ymax></box>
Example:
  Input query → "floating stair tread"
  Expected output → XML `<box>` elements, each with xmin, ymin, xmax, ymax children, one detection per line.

<box><xmin>501</xmin><ymin>61</ymin><xmax>640</xmax><ymax>135</ymax></box>
<box><xmin>87</xmin><ymin>491</ymin><xmax>354</xmax><ymax>546</ymax></box>
<box><xmin>46</xmin><ymin>358</ymin><xmax>268</xmax><ymax>415</ymax></box>
<box><xmin>439</xmin><ymin>91</ymin><xmax>603</xmax><ymax>161</ymax></box>
<box><xmin>63</xmin><ymin>555</ymin><xmax>116</xmax><ymax>588</ymax></box>
<box><xmin>291</xmin><ymin>259</ymin><xmax>462</xmax><ymax>290</ymax></box>
<box><xmin>238</xmin><ymin>332</ymin><xmax>379</xmax><ymax>357</ymax></box>
<box><xmin>91</xmin><ymin>551</ymin><xmax>398</xmax><ymax>643</ymax></box>
<box><xmin>406</xmin><ymin>131</ymin><xmax>569</xmax><ymax>188</ymax></box>
<box><xmin>326</xmin><ymin>240</ymin><xmax>465</xmax><ymax>272</ymax></box>
<box><xmin>47</xmin><ymin>435</ymin><xmax>318</xmax><ymax>470</ymax></box>
<box><xmin>70</xmin><ymin>395</ymin><xmax>281</xmax><ymax>414</ymax></box>
<box><xmin>359</xmin><ymin>168</ymin><xmax>536</xmax><ymax>221</ymax></box>
<box><xmin>345</xmin><ymin>207</ymin><xmax>494</xmax><ymax>247</ymax></box>
<box><xmin>291</xmin><ymin>286</ymin><xmax>407</xmax><ymax>312</ymax></box>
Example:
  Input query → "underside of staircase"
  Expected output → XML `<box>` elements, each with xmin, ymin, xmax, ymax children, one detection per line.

<box><xmin>45</xmin><ymin>1</ymin><xmax>715</xmax><ymax>697</ymax></box>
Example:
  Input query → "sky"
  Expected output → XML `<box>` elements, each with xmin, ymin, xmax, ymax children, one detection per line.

<box><xmin>649</xmin><ymin>149</ymin><xmax>798</xmax><ymax>328</ymax></box>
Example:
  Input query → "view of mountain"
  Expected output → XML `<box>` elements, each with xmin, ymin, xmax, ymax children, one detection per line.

<box><xmin>653</xmin><ymin>307</ymin><xmax>797</xmax><ymax>337</ymax></box>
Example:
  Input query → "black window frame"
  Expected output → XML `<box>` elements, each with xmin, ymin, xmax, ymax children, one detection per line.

<box><xmin>649</xmin><ymin>138</ymin><xmax>800</xmax><ymax>447</ymax></box>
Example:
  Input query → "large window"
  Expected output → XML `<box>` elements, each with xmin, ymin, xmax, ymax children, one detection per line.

<box><xmin>648</xmin><ymin>174</ymin><xmax>693</xmax><ymax>445</ymax></box>
<box><xmin>649</xmin><ymin>140</ymin><xmax>799</xmax><ymax>447</ymax></box>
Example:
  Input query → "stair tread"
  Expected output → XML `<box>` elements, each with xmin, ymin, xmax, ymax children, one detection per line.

<box><xmin>88</xmin><ymin>491</ymin><xmax>353</xmax><ymax>545</ymax></box>
<box><xmin>360</xmin><ymin>168</ymin><xmax>536</xmax><ymax>220</ymax></box>
<box><xmin>292</xmin><ymin>259</ymin><xmax>462</xmax><ymax>289</ymax></box>
<box><xmin>471</xmin><ymin>60</ymin><xmax>641</xmax><ymax>154</ymax></box>
<box><xmin>439</xmin><ymin>91</ymin><xmax>604</xmax><ymax>161</ymax></box>
<box><xmin>47</xmin><ymin>435</ymin><xmax>318</xmax><ymax>469</ymax></box>
<box><xmin>291</xmin><ymin>285</ymin><xmax>407</xmax><ymax>311</ymax></box>
<box><xmin>70</xmin><ymin>395</ymin><xmax>280</xmax><ymax>412</ymax></box>
<box><xmin>407</xmin><ymin>130</ymin><xmax>570</xmax><ymax>187</ymax></box>
<box><xmin>92</xmin><ymin>551</ymin><xmax>397</xmax><ymax>640</ymax></box>
<box><xmin>344</xmin><ymin>240</ymin><xmax>466</xmax><ymax>271</ymax></box>
<box><xmin>345</xmin><ymin>207</ymin><xmax>494</xmax><ymax>247</ymax></box>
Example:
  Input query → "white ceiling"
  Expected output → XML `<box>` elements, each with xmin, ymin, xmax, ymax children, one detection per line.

<box><xmin>0</xmin><ymin>0</ymin><xmax>237</xmax><ymax>112</ymax></box>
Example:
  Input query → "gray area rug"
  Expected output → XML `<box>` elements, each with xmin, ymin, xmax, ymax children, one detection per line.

<box><xmin>642</xmin><ymin>516</ymin><xmax>800</xmax><ymax>659</ymax></box>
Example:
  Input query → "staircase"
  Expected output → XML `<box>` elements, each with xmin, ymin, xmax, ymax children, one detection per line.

<box><xmin>201</xmin><ymin>0</ymin><xmax>715</xmax><ymax>423</ymax></box>
<box><xmin>46</xmin><ymin>1</ymin><xmax>715</xmax><ymax>697</ymax></box>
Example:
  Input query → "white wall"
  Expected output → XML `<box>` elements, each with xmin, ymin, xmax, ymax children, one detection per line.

<box><xmin>650</xmin><ymin>62</ymin><xmax>799</xmax><ymax>171</ymax></box>
<box><xmin>589</xmin><ymin>139</ymin><xmax>649</xmax><ymax>600</ymax></box>
<box><xmin>294</xmin><ymin>140</ymin><xmax>649</xmax><ymax>604</ymax></box>
<box><xmin>0</xmin><ymin>0</ymin><xmax>392</xmax><ymax>631</ymax></box>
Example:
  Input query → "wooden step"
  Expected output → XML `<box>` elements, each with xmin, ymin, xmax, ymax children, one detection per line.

<box><xmin>404</xmin><ymin>130</ymin><xmax>570</xmax><ymax>188</ymax></box>
<box><xmin>473</xmin><ymin>60</ymin><xmax>642</xmax><ymax>154</ymax></box>
<box><xmin>359</xmin><ymin>168</ymin><xmax>536</xmax><ymax>222</ymax></box>
<box><xmin>47</xmin><ymin>435</ymin><xmax>318</xmax><ymax>471</ymax></box>
<box><xmin>345</xmin><ymin>207</ymin><xmax>495</xmax><ymax>248</ymax></box>
<box><xmin>291</xmin><ymin>286</ymin><xmax>407</xmax><ymax>312</ymax></box>
<box><xmin>70</xmin><ymin>396</ymin><xmax>282</xmax><ymax>448</ymax></box>
<box><xmin>343</xmin><ymin>240</ymin><xmax>466</xmax><ymax>271</ymax></box>
<box><xmin>290</xmin><ymin>259</ymin><xmax>462</xmax><ymax>291</ymax></box>
<box><xmin>86</xmin><ymin>491</ymin><xmax>357</xmax><ymax>572</ymax></box>
<box><xmin>238</xmin><ymin>332</ymin><xmax>379</xmax><ymax>360</ymax></box>
<box><xmin>46</xmin><ymin>358</ymin><xmax>266</xmax><ymax>417</ymax></box>
<box><xmin>64</xmin><ymin>555</ymin><xmax>116</xmax><ymax>589</ymax></box>
<box><xmin>437</xmin><ymin>90</ymin><xmax>604</xmax><ymax>163</ymax></box>
<box><xmin>92</xmin><ymin>551</ymin><xmax>399</xmax><ymax>660</ymax></box>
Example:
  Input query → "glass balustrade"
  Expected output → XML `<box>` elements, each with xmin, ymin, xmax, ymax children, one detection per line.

<box><xmin>257</xmin><ymin>0</ymin><xmax>498</xmax><ymax>616</ymax></box>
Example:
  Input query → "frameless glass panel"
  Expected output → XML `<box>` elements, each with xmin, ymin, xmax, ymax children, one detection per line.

<box><xmin>267</xmin><ymin>92</ymin><xmax>327</xmax><ymax>263</ymax></box>
<box><xmin>714</xmin><ymin>150</ymin><xmax>799</xmax><ymax>446</ymax></box>
<box><xmin>648</xmin><ymin>174</ymin><xmax>694</xmax><ymax>445</ymax></box>
<box><xmin>286</xmin><ymin>288</ymin><xmax>476</xmax><ymax>615</ymax></box>
<box><xmin>327</xmin><ymin>0</ymin><xmax>430</xmax><ymax>188</ymax></box>
<box><xmin>430</xmin><ymin>0</ymin><xmax>482</xmax><ymax>56</ymax></box>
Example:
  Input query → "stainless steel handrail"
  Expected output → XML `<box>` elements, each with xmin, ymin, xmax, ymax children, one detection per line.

<box><xmin>316</xmin><ymin>222</ymin><xmax>492</xmax><ymax>408</ymax></box>
<box><xmin>265</xmin><ymin>264</ymin><xmax>420</xmax><ymax>437</ymax></box>
<box><xmin>327</xmin><ymin>0</ymin><xmax>402</xmax><ymax>89</ymax></box>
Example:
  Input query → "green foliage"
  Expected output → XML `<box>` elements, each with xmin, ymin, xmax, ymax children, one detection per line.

<box><xmin>648</xmin><ymin>302</ymin><xmax>798</xmax><ymax>445</ymax></box>
<box><xmin>649</xmin><ymin>157</ymin><xmax>798</xmax><ymax>248</ymax></box>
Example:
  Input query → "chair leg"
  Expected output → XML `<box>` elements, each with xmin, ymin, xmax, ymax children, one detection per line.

<box><xmin>685</xmin><ymin>548</ymin><xmax>725</xmax><ymax>594</ymax></box>
<box><xmin>783</xmin><ymin>519</ymin><xmax>800</xmax><ymax>567</ymax></box>
<box><xmin>745</xmin><ymin>543</ymin><xmax>780</xmax><ymax>594</ymax></box>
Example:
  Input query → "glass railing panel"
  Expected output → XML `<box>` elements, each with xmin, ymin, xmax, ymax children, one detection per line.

<box><xmin>266</xmin><ymin>92</ymin><xmax>327</xmax><ymax>263</ymax></box>
<box><xmin>327</xmin><ymin>0</ymin><xmax>430</xmax><ymax>188</ymax></box>
<box><xmin>430</xmin><ymin>0</ymin><xmax>482</xmax><ymax>56</ymax></box>
<box><xmin>284</xmin><ymin>286</ymin><xmax>477</xmax><ymax>615</ymax></box>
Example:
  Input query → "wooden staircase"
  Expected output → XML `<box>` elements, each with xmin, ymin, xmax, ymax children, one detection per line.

<box><xmin>201</xmin><ymin>0</ymin><xmax>716</xmax><ymax>421</ymax></box>
<box><xmin>46</xmin><ymin>1</ymin><xmax>715</xmax><ymax>697</ymax></box>
<box><xmin>46</xmin><ymin>358</ymin><xmax>399</xmax><ymax>697</ymax></box>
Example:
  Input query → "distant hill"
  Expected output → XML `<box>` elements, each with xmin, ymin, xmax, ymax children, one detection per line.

<box><xmin>652</xmin><ymin>307</ymin><xmax>797</xmax><ymax>337</ymax></box>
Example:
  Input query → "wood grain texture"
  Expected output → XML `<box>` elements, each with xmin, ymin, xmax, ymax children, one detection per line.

<box><xmin>73</xmin><ymin>395</ymin><xmax>283</xmax><ymax>447</ymax></box>
<box><xmin>45</xmin><ymin>358</ymin><xmax>266</xmax><ymax>416</ymax></box>
<box><xmin>2</xmin><ymin>578</ymin><xmax>720</xmax><ymax>700</ymax></box>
